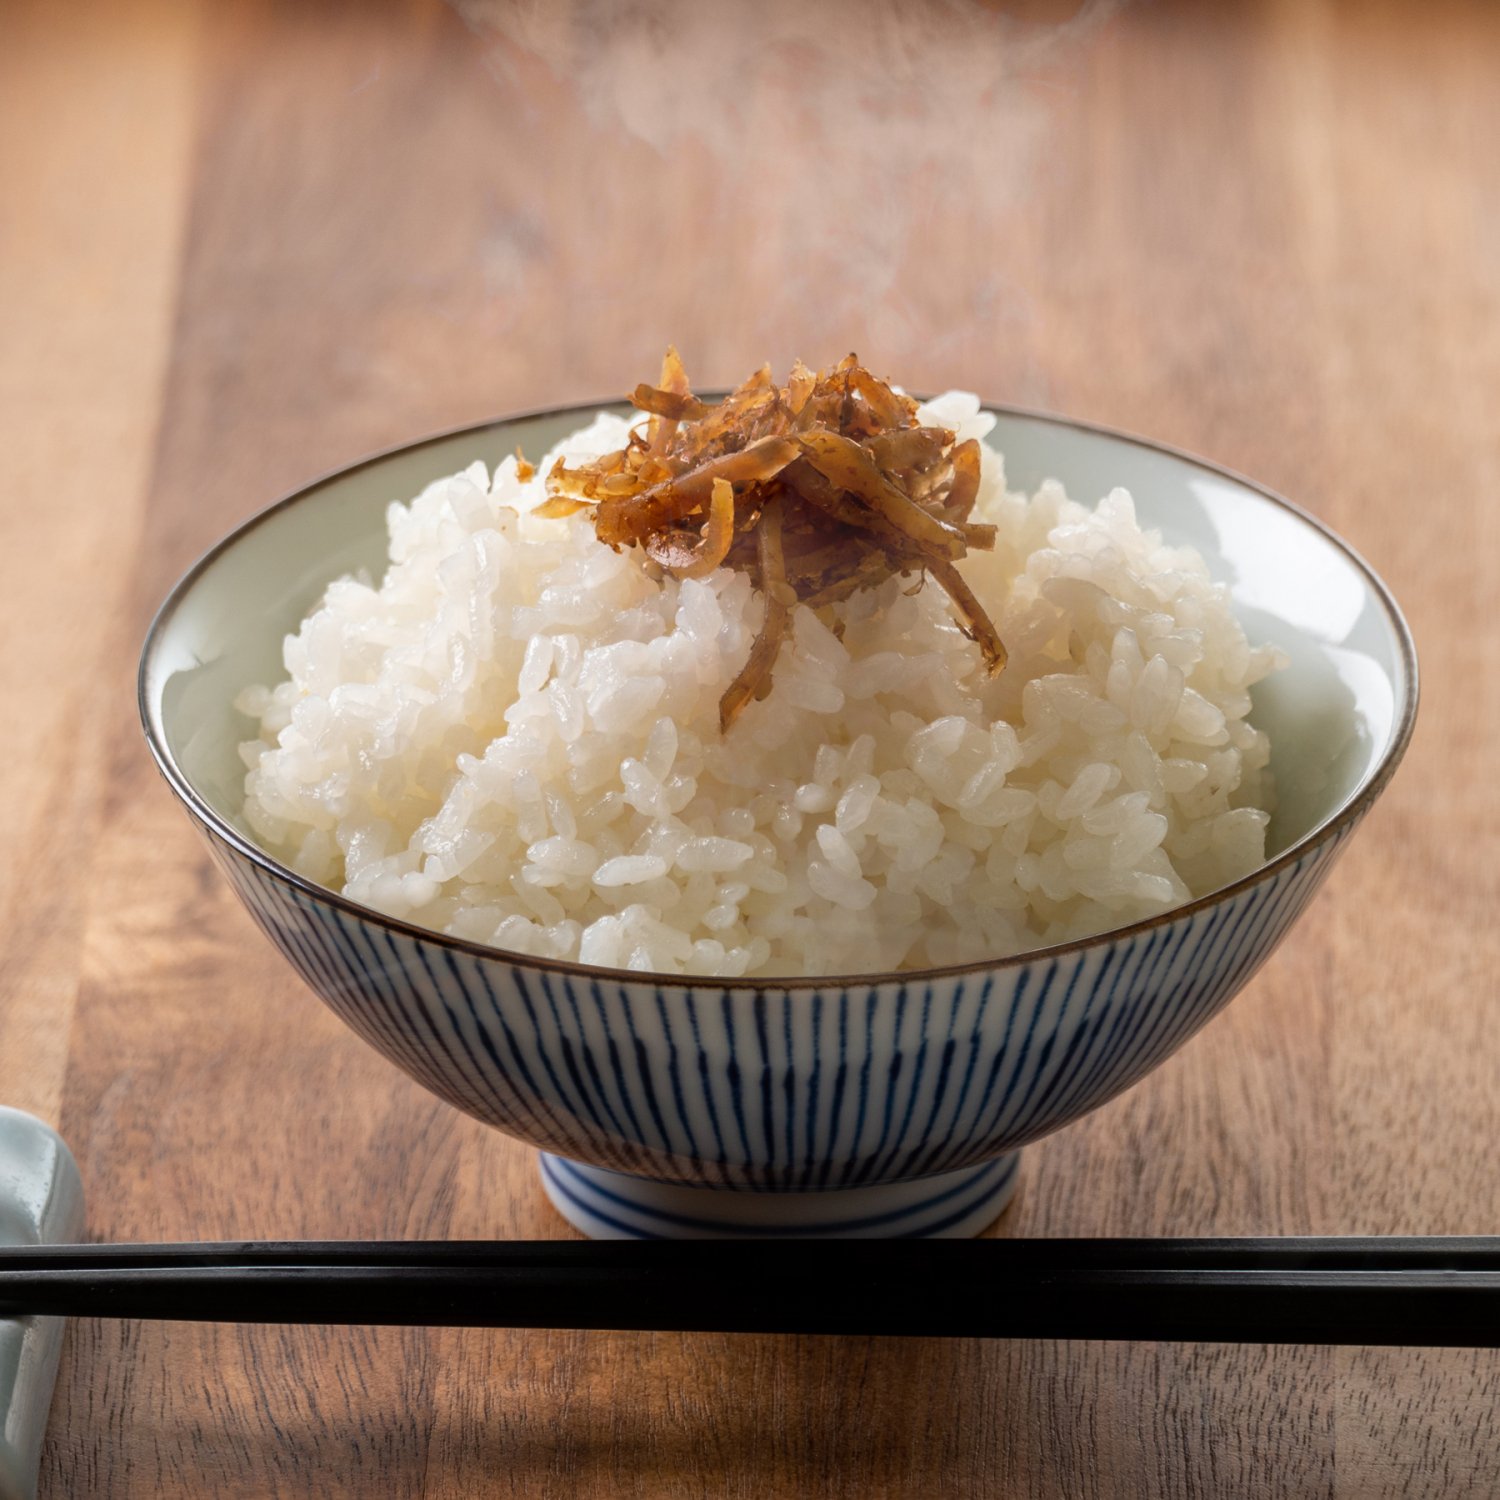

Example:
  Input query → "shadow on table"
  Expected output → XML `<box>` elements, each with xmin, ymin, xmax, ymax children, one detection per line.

<box><xmin>40</xmin><ymin>1321</ymin><xmax>1076</xmax><ymax>1496</ymax></box>
<box><xmin>50</xmin><ymin>1311</ymin><xmax>1441</xmax><ymax>1496</ymax></box>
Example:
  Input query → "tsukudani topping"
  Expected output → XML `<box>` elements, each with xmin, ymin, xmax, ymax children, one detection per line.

<box><xmin>542</xmin><ymin>350</ymin><xmax>1007</xmax><ymax>730</ymax></box>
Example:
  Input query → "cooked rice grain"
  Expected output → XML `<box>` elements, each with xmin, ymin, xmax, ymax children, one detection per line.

<box><xmin>237</xmin><ymin>394</ymin><xmax>1283</xmax><ymax>977</ymax></box>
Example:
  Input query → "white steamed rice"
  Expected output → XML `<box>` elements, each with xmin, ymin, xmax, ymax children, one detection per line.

<box><xmin>236</xmin><ymin>393</ymin><xmax>1284</xmax><ymax>978</ymax></box>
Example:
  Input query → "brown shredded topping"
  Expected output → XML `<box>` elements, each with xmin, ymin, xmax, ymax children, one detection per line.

<box><xmin>542</xmin><ymin>349</ymin><xmax>1007</xmax><ymax>731</ymax></box>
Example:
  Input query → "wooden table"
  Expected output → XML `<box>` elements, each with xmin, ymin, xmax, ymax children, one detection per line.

<box><xmin>3</xmin><ymin>0</ymin><xmax>1497</xmax><ymax>1493</ymax></box>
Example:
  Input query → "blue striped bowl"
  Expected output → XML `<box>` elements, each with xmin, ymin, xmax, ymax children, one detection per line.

<box><xmin>140</xmin><ymin>405</ymin><xmax>1417</xmax><ymax>1239</ymax></box>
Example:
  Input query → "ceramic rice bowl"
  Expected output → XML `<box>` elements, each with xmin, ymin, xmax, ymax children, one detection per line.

<box><xmin>140</xmin><ymin>404</ymin><xmax>1417</xmax><ymax>1239</ymax></box>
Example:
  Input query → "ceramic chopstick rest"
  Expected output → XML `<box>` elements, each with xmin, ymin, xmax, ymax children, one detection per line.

<box><xmin>0</xmin><ymin>1108</ymin><xmax>85</xmax><ymax>1500</ymax></box>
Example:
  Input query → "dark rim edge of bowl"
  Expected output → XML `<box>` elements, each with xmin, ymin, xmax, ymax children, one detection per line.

<box><xmin>138</xmin><ymin>398</ymin><xmax>1421</xmax><ymax>992</ymax></box>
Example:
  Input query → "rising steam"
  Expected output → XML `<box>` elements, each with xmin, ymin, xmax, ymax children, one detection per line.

<box><xmin>452</xmin><ymin>0</ymin><xmax>1120</xmax><ymax>383</ymax></box>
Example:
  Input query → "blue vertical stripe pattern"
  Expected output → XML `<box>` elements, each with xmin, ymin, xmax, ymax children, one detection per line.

<box><xmin>200</xmin><ymin>817</ymin><xmax>1358</xmax><ymax>1215</ymax></box>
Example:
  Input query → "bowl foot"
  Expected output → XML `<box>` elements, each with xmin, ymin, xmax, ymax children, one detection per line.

<box><xmin>539</xmin><ymin>1151</ymin><xmax>1021</xmax><ymax>1240</ymax></box>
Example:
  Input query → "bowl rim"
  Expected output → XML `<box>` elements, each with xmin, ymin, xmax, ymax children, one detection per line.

<box><xmin>139</xmin><ymin>397</ymin><xmax>1420</xmax><ymax>991</ymax></box>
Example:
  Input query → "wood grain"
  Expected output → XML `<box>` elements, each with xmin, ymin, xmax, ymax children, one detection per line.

<box><xmin>0</xmin><ymin>0</ymin><xmax>200</xmax><ymax>1127</ymax></box>
<box><xmin>2</xmin><ymin>0</ymin><xmax>1498</xmax><ymax>1494</ymax></box>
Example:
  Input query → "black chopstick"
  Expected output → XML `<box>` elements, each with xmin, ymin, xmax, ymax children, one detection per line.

<box><xmin>2</xmin><ymin>1238</ymin><xmax>1499</xmax><ymax>1346</ymax></box>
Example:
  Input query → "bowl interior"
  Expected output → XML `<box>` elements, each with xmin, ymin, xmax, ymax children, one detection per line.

<box><xmin>143</xmin><ymin>405</ymin><xmax>1413</xmax><ymax>896</ymax></box>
